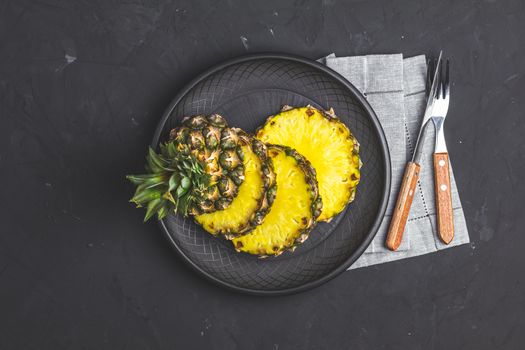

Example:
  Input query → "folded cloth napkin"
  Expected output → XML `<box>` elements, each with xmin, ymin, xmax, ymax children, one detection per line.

<box><xmin>320</xmin><ymin>54</ymin><xmax>470</xmax><ymax>269</ymax></box>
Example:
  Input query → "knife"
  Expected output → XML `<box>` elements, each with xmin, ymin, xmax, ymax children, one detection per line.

<box><xmin>385</xmin><ymin>51</ymin><xmax>443</xmax><ymax>251</ymax></box>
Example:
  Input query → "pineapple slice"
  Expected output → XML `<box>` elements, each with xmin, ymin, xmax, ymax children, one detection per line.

<box><xmin>232</xmin><ymin>145</ymin><xmax>322</xmax><ymax>257</ymax></box>
<box><xmin>256</xmin><ymin>106</ymin><xmax>360</xmax><ymax>222</ymax></box>
<box><xmin>195</xmin><ymin>132</ymin><xmax>276</xmax><ymax>239</ymax></box>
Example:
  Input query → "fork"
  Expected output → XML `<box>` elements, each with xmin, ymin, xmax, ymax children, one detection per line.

<box><xmin>429</xmin><ymin>58</ymin><xmax>454</xmax><ymax>244</ymax></box>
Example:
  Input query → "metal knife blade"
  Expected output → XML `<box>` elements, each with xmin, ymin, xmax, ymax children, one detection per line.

<box><xmin>411</xmin><ymin>50</ymin><xmax>443</xmax><ymax>164</ymax></box>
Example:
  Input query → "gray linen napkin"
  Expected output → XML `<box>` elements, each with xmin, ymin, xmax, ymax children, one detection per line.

<box><xmin>322</xmin><ymin>54</ymin><xmax>469</xmax><ymax>269</ymax></box>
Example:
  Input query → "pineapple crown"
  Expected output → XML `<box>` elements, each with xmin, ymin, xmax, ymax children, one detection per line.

<box><xmin>126</xmin><ymin>142</ymin><xmax>211</xmax><ymax>221</ymax></box>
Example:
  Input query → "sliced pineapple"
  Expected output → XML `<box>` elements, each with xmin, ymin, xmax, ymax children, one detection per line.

<box><xmin>232</xmin><ymin>145</ymin><xmax>322</xmax><ymax>257</ymax></box>
<box><xmin>194</xmin><ymin>131</ymin><xmax>276</xmax><ymax>239</ymax></box>
<box><xmin>256</xmin><ymin>105</ymin><xmax>360</xmax><ymax>222</ymax></box>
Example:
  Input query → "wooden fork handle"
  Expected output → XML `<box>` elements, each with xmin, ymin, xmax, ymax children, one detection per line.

<box><xmin>433</xmin><ymin>152</ymin><xmax>454</xmax><ymax>244</ymax></box>
<box><xmin>386</xmin><ymin>162</ymin><xmax>420</xmax><ymax>251</ymax></box>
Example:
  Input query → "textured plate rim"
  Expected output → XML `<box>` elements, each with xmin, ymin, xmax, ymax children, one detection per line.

<box><xmin>151</xmin><ymin>53</ymin><xmax>391</xmax><ymax>296</ymax></box>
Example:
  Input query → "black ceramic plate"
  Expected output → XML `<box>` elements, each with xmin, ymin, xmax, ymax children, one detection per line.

<box><xmin>152</xmin><ymin>54</ymin><xmax>391</xmax><ymax>295</ymax></box>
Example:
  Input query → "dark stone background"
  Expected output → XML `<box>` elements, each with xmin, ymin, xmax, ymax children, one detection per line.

<box><xmin>1</xmin><ymin>0</ymin><xmax>524</xmax><ymax>349</ymax></box>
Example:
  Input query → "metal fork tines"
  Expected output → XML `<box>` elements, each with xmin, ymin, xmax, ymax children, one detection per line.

<box><xmin>430</xmin><ymin>59</ymin><xmax>450</xmax><ymax>152</ymax></box>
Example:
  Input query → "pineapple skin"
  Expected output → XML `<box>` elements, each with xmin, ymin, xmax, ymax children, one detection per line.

<box><xmin>194</xmin><ymin>130</ymin><xmax>277</xmax><ymax>240</ymax></box>
<box><xmin>232</xmin><ymin>145</ymin><xmax>322</xmax><ymax>257</ymax></box>
<box><xmin>255</xmin><ymin>105</ymin><xmax>361</xmax><ymax>222</ymax></box>
<box><xmin>169</xmin><ymin>114</ymin><xmax>245</xmax><ymax>214</ymax></box>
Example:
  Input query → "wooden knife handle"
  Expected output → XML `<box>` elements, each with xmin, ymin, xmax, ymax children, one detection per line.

<box><xmin>433</xmin><ymin>152</ymin><xmax>454</xmax><ymax>244</ymax></box>
<box><xmin>386</xmin><ymin>162</ymin><xmax>420</xmax><ymax>251</ymax></box>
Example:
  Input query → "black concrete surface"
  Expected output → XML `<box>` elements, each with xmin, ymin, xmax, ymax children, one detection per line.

<box><xmin>1</xmin><ymin>0</ymin><xmax>524</xmax><ymax>349</ymax></box>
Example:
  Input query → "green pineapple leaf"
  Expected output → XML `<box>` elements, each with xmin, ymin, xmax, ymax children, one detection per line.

<box><xmin>144</xmin><ymin>198</ymin><xmax>163</xmax><ymax>222</ymax></box>
<box><xmin>162</xmin><ymin>190</ymin><xmax>176</xmax><ymax>205</ymax></box>
<box><xmin>127</xmin><ymin>139</ymin><xmax>216</xmax><ymax>220</ymax></box>
<box><xmin>167</xmin><ymin>142</ymin><xmax>177</xmax><ymax>158</ymax></box>
<box><xmin>168</xmin><ymin>173</ymin><xmax>180</xmax><ymax>192</ymax></box>
<box><xmin>130</xmin><ymin>187</ymin><xmax>163</xmax><ymax>207</ymax></box>
<box><xmin>180</xmin><ymin>177</ymin><xmax>191</xmax><ymax>190</ymax></box>
<box><xmin>176</xmin><ymin>184</ymin><xmax>189</xmax><ymax>198</ymax></box>
<box><xmin>157</xmin><ymin>203</ymin><xmax>169</xmax><ymax>220</ymax></box>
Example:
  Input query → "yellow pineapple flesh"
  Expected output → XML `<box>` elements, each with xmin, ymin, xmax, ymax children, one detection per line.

<box><xmin>195</xmin><ymin>134</ymin><xmax>276</xmax><ymax>239</ymax></box>
<box><xmin>256</xmin><ymin>106</ymin><xmax>360</xmax><ymax>222</ymax></box>
<box><xmin>232</xmin><ymin>145</ymin><xmax>321</xmax><ymax>257</ymax></box>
